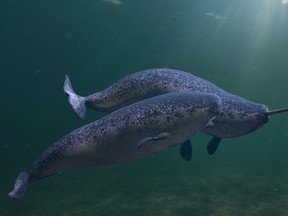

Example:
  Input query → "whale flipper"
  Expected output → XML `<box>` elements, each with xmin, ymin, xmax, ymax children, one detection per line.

<box><xmin>63</xmin><ymin>75</ymin><xmax>86</xmax><ymax>119</ymax></box>
<box><xmin>136</xmin><ymin>132</ymin><xmax>170</xmax><ymax>148</ymax></box>
<box><xmin>179</xmin><ymin>140</ymin><xmax>192</xmax><ymax>161</ymax></box>
<box><xmin>207</xmin><ymin>137</ymin><xmax>222</xmax><ymax>155</ymax></box>
<box><xmin>8</xmin><ymin>172</ymin><xmax>30</xmax><ymax>200</ymax></box>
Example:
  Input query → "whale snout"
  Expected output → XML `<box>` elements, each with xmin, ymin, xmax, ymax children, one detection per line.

<box><xmin>258</xmin><ymin>104</ymin><xmax>270</xmax><ymax>124</ymax></box>
<box><xmin>261</xmin><ymin>113</ymin><xmax>270</xmax><ymax>124</ymax></box>
<box><xmin>239</xmin><ymin>103</ymin><xmax>270</xmax><ymax>135</ymax></box>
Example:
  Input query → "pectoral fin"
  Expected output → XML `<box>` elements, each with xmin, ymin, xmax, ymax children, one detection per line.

<box><xmin>179</xmin><ymin>140</ymin><xmax>192</xmax><ymax>161</ymax></box>
<box><xmin>207</xmin><ymin>136</ymin><xmax>222</xmax><ymax>155</ymax></box>
<box><xmin>137</xmin><ymin>132</ymin><xmax>170</xmax><ymax>148</ymax></box>
<box><xmin>205</xmin><ymin>116</ymin><xmax>216</xmax><ymax>128</ymax></box>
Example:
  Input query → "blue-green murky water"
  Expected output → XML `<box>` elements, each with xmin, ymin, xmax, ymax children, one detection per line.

<box><xmin>1</xmin><ymin>0</ymin><xmax>288</xmax><ymax>215</ymax></box>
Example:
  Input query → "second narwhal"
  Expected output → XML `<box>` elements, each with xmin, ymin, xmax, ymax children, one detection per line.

<box><xmin>64</xmin><ymin>68</ymin><xmax>288</xmax><ymax>155</ymax></box>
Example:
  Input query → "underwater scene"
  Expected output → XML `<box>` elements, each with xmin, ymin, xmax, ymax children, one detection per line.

<box><xmin>1</xmin><ymin>0</ymin><xmax>288</xmax><ymax>215</ymax></box>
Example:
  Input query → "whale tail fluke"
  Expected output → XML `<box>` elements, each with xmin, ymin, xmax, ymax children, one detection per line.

<box><xmin>8</xmin><ymin>172</ymin><xmax>30</xmax><ymax>200</ymax></box>
<box><xmin>64</xmin><ymin>75</ymin><xmax>86</xmax><ymax>119</ymax></box>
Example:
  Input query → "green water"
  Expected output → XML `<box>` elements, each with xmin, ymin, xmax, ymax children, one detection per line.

<box><xmin>1</xmin><ymin>0</ymin><xmax>288</xmax><ymax>215</ymax></box>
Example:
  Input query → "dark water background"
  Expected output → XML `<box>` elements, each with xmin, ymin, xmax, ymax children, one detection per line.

<box><xmin>1</xmin><ymin>0</ymin><xmax>288</xmax><ymax>215</ymax></box>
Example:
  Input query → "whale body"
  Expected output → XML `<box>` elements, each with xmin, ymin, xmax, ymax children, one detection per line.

<box><xmin>9</xmin><ymin>92</ymin><xmax>220</xmax><ymax>200</ymax></box>
<box><xmin>64</xmin><ymin>68</ymin><xmax>269</xmax><ymax>139</ymax></box>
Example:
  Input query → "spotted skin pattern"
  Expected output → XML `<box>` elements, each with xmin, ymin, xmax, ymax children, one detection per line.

<box><xmin>9</xmin><ymin>92</ymin><xmax>220</xmax><ymax>200</ymax></box>
<box><xmin>65</xmin><ymin>68</ymin><xmax>269</xmax><ymax>138</ymax></box>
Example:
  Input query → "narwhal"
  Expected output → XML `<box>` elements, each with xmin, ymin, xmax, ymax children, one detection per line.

<box><xmin>64</xmin><ymin>68</ymin><xmax>288</xmax><ymax>155</ymax></box>
<box><xmin>9</xmin><ymin>92</ymin><xmax>221</xmax><ymax>200</ymax></box>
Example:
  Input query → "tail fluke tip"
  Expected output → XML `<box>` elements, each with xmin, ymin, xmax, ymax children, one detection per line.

<box><xmin>63</xmin><ymin>75</ymin><xmax>86</xmax><ymax>119</ymax></box>
<box><xmin>8</xmin><ymin>172</ymin><xmax>30</xmax><ymax>200</ymax></box>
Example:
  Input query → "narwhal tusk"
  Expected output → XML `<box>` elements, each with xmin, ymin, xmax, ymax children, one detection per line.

<box><xmin>266</xmin><ymin>108</ymin><xmax>288</xmax><ymax>115</ymax></box>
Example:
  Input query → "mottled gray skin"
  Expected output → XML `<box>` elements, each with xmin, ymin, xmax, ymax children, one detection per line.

<box><xmin>9</xmin><ymin>92</ymin><xmax>220</xmax><ymax>200</ymax></box>
<box><xmin>64</xmin><ymin>68</ymin><xmax>269</xmax><ymax>138</ymax></box>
